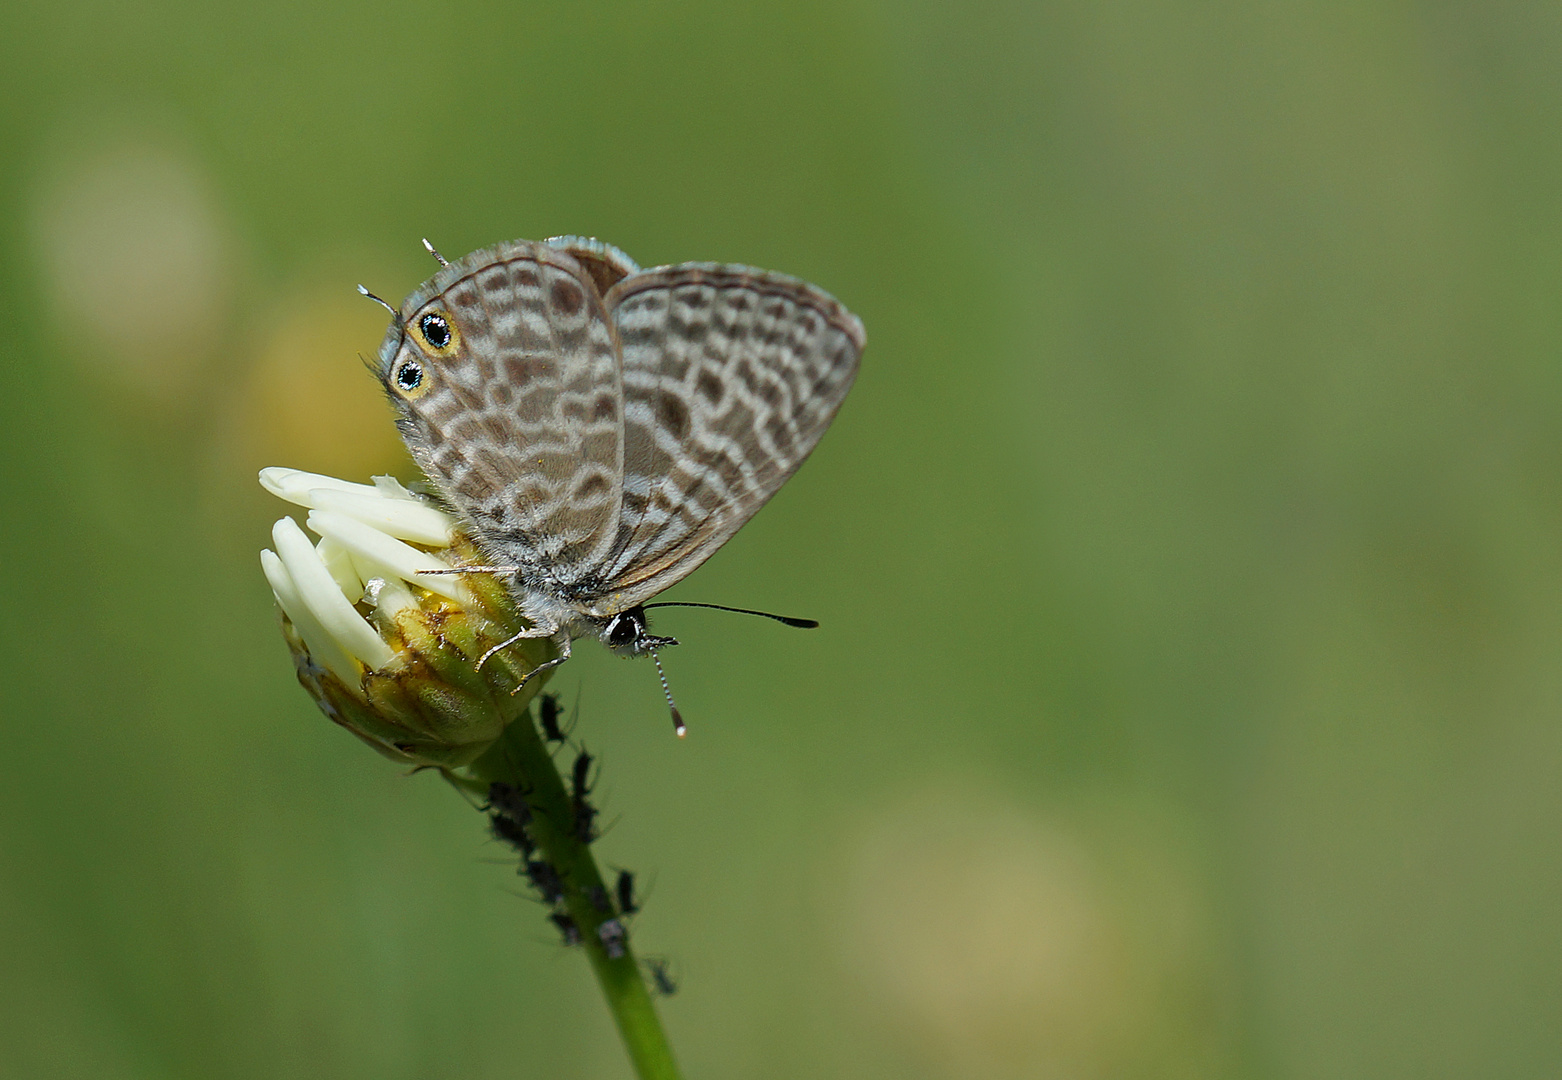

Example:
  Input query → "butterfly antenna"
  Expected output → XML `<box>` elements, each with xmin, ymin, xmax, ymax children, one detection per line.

<box><xmin>641</xmin><ymin>601</ymin><xmax>818</xmax><ymax>629</ymax></box>
<box><xmin>356</xmin><ymin>284</ymin><xmax>402</xmax><ymax>326</ymax></box>
<box><xmin>422</xmin><ymin>238</ymin><xmax>450</xmax><ymax>267</ymax></box>
<box><xmin>648</xmin><ymin>649</ymin><xmax>686</xmax><ymax>738</ymax></box>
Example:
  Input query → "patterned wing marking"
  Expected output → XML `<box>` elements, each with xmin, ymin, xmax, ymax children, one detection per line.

<box><xmin>544</xmin><ymin>236</ymin><xmax>641</xmax><ymax>297</ymax></box>
<box><xmin>377</xmin><ymin>240</ymin><xmax>624</xmax><ymax>588</ymax></box>
<box><xmin>592</xmin><ymin>263</ymin><xmax>864</xmax><ymax>612</ymax></box>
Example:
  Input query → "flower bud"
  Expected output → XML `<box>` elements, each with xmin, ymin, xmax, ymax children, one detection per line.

<box><xmin>260</xmin><ymin>468</ymin><xmax>553</xmax><ymax>767</ymax></box>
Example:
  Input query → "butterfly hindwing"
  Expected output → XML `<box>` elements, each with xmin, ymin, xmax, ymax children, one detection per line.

<box><xmin>594</xmin><ymin>262</ymin><xmax>865</xmax><ymax>611</ymax></box>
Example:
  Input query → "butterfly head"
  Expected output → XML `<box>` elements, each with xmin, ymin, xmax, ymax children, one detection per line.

<box><xmin>600</xmin><ymin>606</ymin><xmax>687</xmax><ymax>736</ymax></box>
<box><xmin>599</xmin><ymin>606</ymin><xmax>679</xmax><ymax>658</ymax></box>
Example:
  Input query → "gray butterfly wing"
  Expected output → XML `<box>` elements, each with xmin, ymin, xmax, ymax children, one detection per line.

<box><xmin>591</xmin><ymin>263</ymin><xmax>864</xmax><ymax>612</ymax></box>
<box><xmin>378</xmin><ymin>240</ymin><xmax>624</xmax><ymax>589</ymax></box>
<box><xmin>544</xmin><ymin>235</ymin><xmax>641</xmax><ymax>297</ymax></box>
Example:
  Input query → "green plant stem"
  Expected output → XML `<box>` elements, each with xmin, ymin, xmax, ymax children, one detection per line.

<box><xmin>460</xmin><ymin>703</ymin><xmax>682</xmax><ymax>1080</ymax></box>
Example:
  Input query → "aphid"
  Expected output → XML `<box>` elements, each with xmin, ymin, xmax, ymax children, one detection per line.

<box><xmin>523</xmin><ymin>859</ymin><xmax>565</xmax><ymax>904</ymax></box>
<box><xmin>588</xmin><ymin>884</ymin><xmax>612</xmax><ymax>913</ymax></box>
<box><xmin>615</xmin><ymin>869</ymin><xmax>640</xmax><ymax>915</ymax></box>
<box><xmin>573</xmin><ymin>799</ymin><xmax>599</xmax><ymax>845</ymax></box>
<box><xmin>568</xmin><ymin>745</ymin><xmax>600</xmax><ymax>843</ymax></box>
<box><xmin>487</xmin><ymin>781</ymin><xmax>532</xmax><ymax>824</ymax></box>
<box><xmin>571</xmin><ymin>746</ymin><xmax>595</xmax><ymax>799</ymax></box>
<box><xmin>641</xmin><ymin>957</ymin><xmax>679</xmax><ymax>996</ymax></box>
<box><xmin>549</xmin><ymin>911</ymin><xmax>581</xmax><ymax>947</ymax></box>
<box><xmin>597</xmin><ymin>918</ymin><xmax>628</xmax><ymax>960</ymax></box>
<box><xmin>489</xmin><ymin>812</ymin><xmax>533</xmax><ymax>856</ymax></box>
<box><xmin>538</xmin><ymin>692</ymin><xmax>567</xmax><ymax>743</ymax></box>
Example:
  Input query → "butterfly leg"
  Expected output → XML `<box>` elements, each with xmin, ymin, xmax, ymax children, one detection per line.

<box><xmin>475</xmin><ymin>620</ymin><xmax>560</xmax><ymax>671</ymax></box>
<box><xmin>509</xmin><ymin>631</ymin><xmax>572</xmax><ymax>695</ymax></box>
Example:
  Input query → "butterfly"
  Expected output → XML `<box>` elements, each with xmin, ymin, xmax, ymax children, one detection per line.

<box><xmin>363</xmin><ymin>236</ymin><xmax>864</xmax><ymax>732</ymax></box>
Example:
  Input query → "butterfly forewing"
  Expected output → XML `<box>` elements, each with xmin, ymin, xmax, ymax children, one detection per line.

<box><xmin>595</xmin><ymin>263</ymin><xmax>864</xmax><ymax>610</ymax></box>
<box><xmin>381</xmin><ymin>241</ymin><xmax>626</xmax><ymax>587</ymax></box>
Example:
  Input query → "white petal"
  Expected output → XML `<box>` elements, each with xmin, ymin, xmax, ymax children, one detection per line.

<box><xmin>305</xmin><ymin>510</ymin><xmax>474</xmax><ymax>605</ymax></box>
<box><xmin>309</xmin><ymin>487</ymin><xmax>456</xmax><ymax>547</ymax></box>
<box><xmin>316</xmin><ymin>536</ymin><xmax>365</xmax><ymax>600</ymax></box>
<box><xmin>261</xmin><ymin>548</ymin><xmax>365</xmax><ymax>690</ymax></box>
<box><xmin>260</xmin><ymin>467</ymin><xmax>379</xmax><ymax>507</ymax></box>
<box><xmin>272</xmin><ymin>517</ymin><xmax>396</xmax><ymax>670</ymax></box>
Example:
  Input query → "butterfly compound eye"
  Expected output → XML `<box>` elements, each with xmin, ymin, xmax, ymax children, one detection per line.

<box><xmin>418</xmin><ymin>311</ymin><xmax>452</xmax><ymax>349</ymax></box>
<box><xmin>606</xmin><ymin>611</ymin><xmax>642</xmax><ymax>648</ymax></box>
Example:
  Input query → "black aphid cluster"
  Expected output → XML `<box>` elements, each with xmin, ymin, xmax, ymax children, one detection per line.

<box><xmin>488</xmin><ymin>777</ymin><xmax>584</xmax><ymax>944</ymax></box>
<box><xmin>483</xmin><ymin>692</ymin><xmax>657</xmax><ymax>968</ymax></box>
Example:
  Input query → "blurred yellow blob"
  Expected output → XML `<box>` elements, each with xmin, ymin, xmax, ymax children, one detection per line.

<box><xmin>837</xmin><ymin>785</ymin><xmax>1224</xmax><ymax>1080</ymax></box>
<box><xmin>236</xmin><ymin>286</ymin><xmax>410</xmax><ymax>481</ymax></box>
<box><xmin>31</xmin><ymin>134</ymin><xmax>234</xmax><ymax>401</ymax></box>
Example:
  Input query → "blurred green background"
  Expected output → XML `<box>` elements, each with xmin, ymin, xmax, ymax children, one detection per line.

<box><xmin>3</xmin><ymin>1</ymin><xmax>1561</xmax><ymax>1077</ymax></box>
